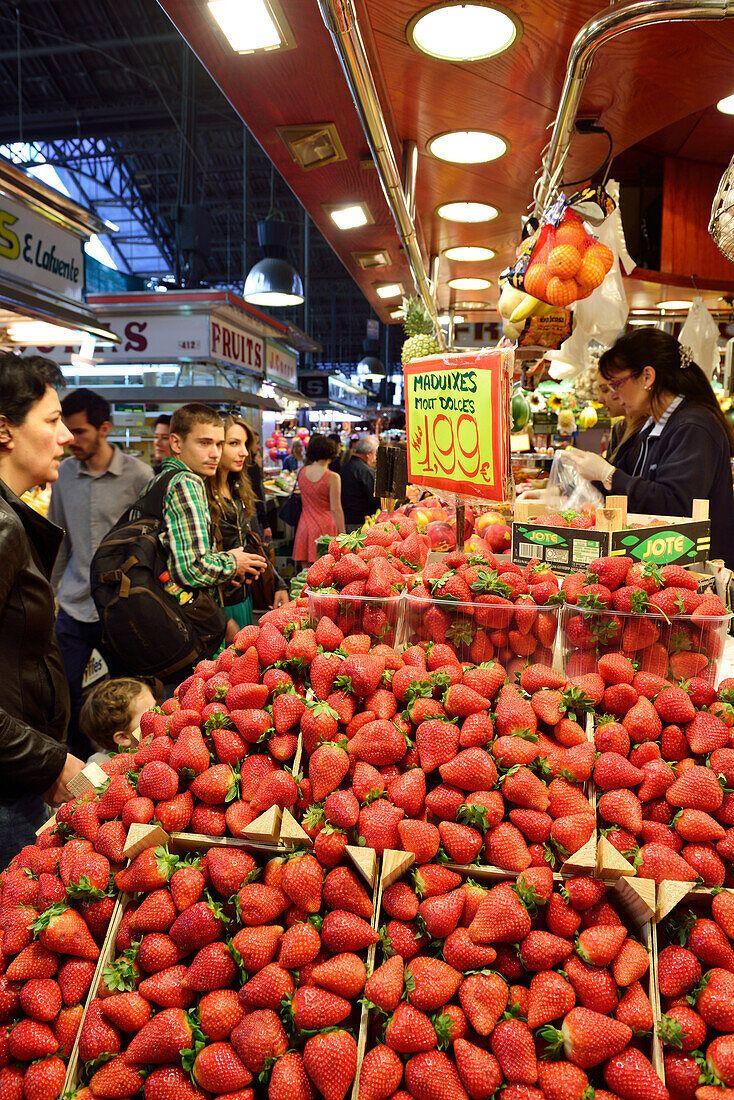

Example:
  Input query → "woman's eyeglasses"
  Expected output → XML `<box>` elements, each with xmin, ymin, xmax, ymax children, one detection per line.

<box><xmin>607</xmin><ymin>372</ymin><xmax>636</xmax><ymax>392</ymax></box>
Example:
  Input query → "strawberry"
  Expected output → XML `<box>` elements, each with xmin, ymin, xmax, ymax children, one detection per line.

<box><xmin>310</xmin><ymin>952</ymin><xmax>366</xmax><ymax>999</ymax></box>
<box><xmin>468</xmin><ymin>881</ymin><xmax>531</xmax><ymax>943</ymax></box>
<box><xmin>322</xmin><ymin>866</ymin><xmax>374</xmax><ymax>919</ymax></box>
<box><xmin>364</xmin><ymin>953</ymin><xmax>404</xmax><ymax>1012</ymax></box>
<box><xmin>269</xmin><ymin>1049</ymin><xmax>313</xmax><ymax>1100</ymax></box>
<box><xmin>603</xmin><ymin>1047</ymin><xmax>668</xmax><ymax>1100</ymax></box>
<box><xmin>635</xmin><ymin>843</ymin><xmax>698</xmax><ymax>884</ymax></box>
<box><xmin>527</xmin><ymin>969</ymin><xmax>576</xmax><ymax>1028</ymax></box>
<box><xmin>385</xmin><ymin>1002</ymin><xmax>437</xmax><ymax>1053</ymax></box>
<box><xmin>666</xmin><ymin>766</ymin><xmax>724</xmax><ymax>811</ymax></box>
<box><xmin>686</xmin><ymin>711</ymin><xmax>729</xmax><ymax>754</ymax></box>
<box><xmin>170</xmin><ymin>898</ymin><xmax>227</xmax><ymax>951</ymax></box>
<box><xmin>540</xmin><ymin>1007</ymin><xmax>632</xmax><ymax>1069</ymax></box>
<box><xmin>31</xmin><ymin>904</ymin><xmax>99</xmax><ymax>960</ymax></box>
<box><xmin>321</xmin><ymin>910</ymin><xmax>379</xmax><ymax>952</ymax></box>
<box><xmin>89</xmin><ymin>1055</ymin><xmax>145</xmax><ymax>1097</ymax></box>
<box><xmin>404</xmin><ymin>1051</ymin><xmax>465</xmax><ymax>1100</ymax></box>
<box><xmin>309</xmin><ymin>742</ymin><xmax>350</xmax><ymax>802</ymax></box>
<box><xmin>398</xmin><ymin>820</ymin><xmax>440</xmax><ymax>863</ymax></box>
<box><xmin>490</xmin><ymin>1018</ymin><xmax>537</xmax><ymax>1084</ymax></box>
<box><xmin>612</xmin><ymin>938</ymin><xmax>649</xmax><ymax>986</ymax></box>
<box><xmin>302</xmin><ymin>1028</ymin><xmax>357</xmax><ymax>1100</ymax></box>
<box><xmin>358</xmin><ymin>799</ymin><xmax>404</xmax><ymax>854</ymax></box>
<box><xmin>358</xmin><ymin>1044</ymin><xmax>404</xmax><ymax>1100</ymax></box>
<box><xmin>114</xmin><ymin>845</ymin><xmax>177</xmax><ymax>893</ymax></box>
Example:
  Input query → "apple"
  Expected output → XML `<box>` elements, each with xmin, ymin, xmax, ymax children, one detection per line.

<box><xmin>465</xmin><ymin>534</ymin><xmax>492</xmax><ymax>557</ymax></box>
<box><xmin>410</xmin><ymin>506</ymin><xmax>435</xmax><ymax>529</ymax></box>
<box><xmin>425</xmin><ymin>520</ymin><xmax>456</xmax><ymax>551</ymax></box>
<box><xmin>484</xmin><ymin>523</ymin><xmax>512</xmax><ymax>552</ymax></box>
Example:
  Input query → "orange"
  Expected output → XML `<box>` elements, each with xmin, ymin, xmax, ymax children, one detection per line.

<box><xmin>545</xmin><ymin>276</ymin><xmax>579</xmax><ymax>308</ymax></box>
<box><xmin>555</xmin><ymin>215</ymin><xmax>588</xmax><ymax>252</ymax></box>
<box><xmin>576</xmin><ymin>253</ymin><xmax>606</xmax><ymax>291</ymax></box>
<box><xmin>523</xmin><ymin>264</ymin><xmax>550</xmax><ymax>300</ymax></box>
<box><xmin>548</xmin><ymin>244</ymin><xmax>582</xmax><ymax>279</ymax></box>
<box><xmin>585</xmin><ymin>242</ymin><xmax>614</xmax><ymax>274</ymax></box>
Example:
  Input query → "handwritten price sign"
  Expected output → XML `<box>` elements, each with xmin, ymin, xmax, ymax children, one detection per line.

<box><xmin>404</xmin><ymin>348</ymin><xmax>512</xmax><ymax>503</ymax></box>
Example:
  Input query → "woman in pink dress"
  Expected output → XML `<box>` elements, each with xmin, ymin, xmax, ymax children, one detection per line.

<box><xmin>293</xmin><ymin>434</ymin><xmax>345</xmax><ymax>567</ymax></box>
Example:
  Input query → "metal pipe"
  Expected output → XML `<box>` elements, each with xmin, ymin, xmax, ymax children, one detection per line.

<box><xmin>402</xmin><ymin>139</ymin><xmax>418</xmax><ymax>223</ymax></box>
<box><xmin>534</xmin><ymin>0</ymin><xmax>734</xmax><ymax>217</ymax></box>
<box><xmin>318</xmin><ymin>0</ymin><xmax>446</xmax><ymax>348</ymax></box>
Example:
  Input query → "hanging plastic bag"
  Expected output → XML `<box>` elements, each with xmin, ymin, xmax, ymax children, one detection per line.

<box><xmin>572</xmin><ymin>182</ymin><xmax>631</xmax><ymax>346</ymax></box>
<box><xmin>679</xmin><ymin>296</ymin><xmax>719</xmax><ymax>379</ymax></box>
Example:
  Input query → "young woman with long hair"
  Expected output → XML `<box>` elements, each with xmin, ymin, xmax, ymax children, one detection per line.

<box><xmin>293</xmin><ymin>433</ymin><xmax>345</xmax><ymax>568</ymax></box>
<box><xmin>567</xmin><ymin>329</ymin><xmax>734</xmax><ymax>566</ymax></box>
<box><xmin>207</xmin><ymin>415</ymin><xmax>289</xmax><ymax>626</ymax></box>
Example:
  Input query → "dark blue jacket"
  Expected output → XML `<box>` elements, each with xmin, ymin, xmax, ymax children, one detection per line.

<box><xmin>608</xmin><ymin>400</ymin><xmax>734</xmax><ymax>568</ymax></box>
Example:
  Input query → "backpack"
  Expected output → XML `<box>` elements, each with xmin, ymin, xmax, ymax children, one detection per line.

<box><xmin>90</xmin><ymin>468</ymin><xmax>227</xmax><ymax>680</ymax></box>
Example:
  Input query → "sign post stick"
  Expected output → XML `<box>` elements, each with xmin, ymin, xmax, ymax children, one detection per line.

<box><xmin>456</xmin><ymin>503</ymin><xmax>465</xmax><ymax>552</ymax></box>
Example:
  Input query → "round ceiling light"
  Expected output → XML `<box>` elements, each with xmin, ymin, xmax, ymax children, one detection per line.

<box><xmin>453</xmin><ymin>300</ymin><xmax>490</xmax><ymax>310</ymax></box>
<box><xmin>656</xmin><ymin>299</ymin><xmax>692</xmax><ymax>310</ymax></box>
<box><xmin>408</xmin><ymin>2</ymin><xmax>520</xmax><ymax>62</ymax></box>
<box><xmin>428</xmin><ymin>129</ymin><xmax>507</xmax><ymax>164</ymax></box>
<box><xmin>437</xmin><ymin>201</ymin><xmax>499</xmax><ymax>223</ymax></box>
<box><xmin>717</xmin><ymin>94</ymin><xmax>734</xmax><ymax>115</ymax></box>
<box><xmin>243</xmin><ymin>257</ymin><xmax>304</xmax><ymax>306</ymax></box>
<box><xmin>444</xmin><ymin>245</ymin><xmax>495</xmax><ymax>261</ymax></box>
<box><xmin>448</xmin><ymin>277</ymin><xmax>492</xmax><ymax>290</ymax></box>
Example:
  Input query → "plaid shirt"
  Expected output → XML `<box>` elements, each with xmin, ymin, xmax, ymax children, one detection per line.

<box><xmin>159</xmin><ymin>457</ymin><xmax>236</xmax><ymax>589</ymax></box>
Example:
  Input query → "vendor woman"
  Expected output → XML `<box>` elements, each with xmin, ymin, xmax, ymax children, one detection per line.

<box><xmin>566</xmin><ymin>328</ymin><xmax>734</xmax><ymax>568</ymax></box>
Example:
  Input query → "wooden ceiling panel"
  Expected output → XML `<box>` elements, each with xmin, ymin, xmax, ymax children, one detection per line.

<box><xmin>157</xmin><ymin>0</ymin><xmax>734</xmax><ymax>328</ymax></box>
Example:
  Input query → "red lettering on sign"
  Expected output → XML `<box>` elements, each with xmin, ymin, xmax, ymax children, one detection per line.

<box><xmin>255</xmin><ymin>344</ymin><xmax>262</xmax><ymax>370</ymax></box>
<box><xmin>123</xmin><ymin>321</ymin><xmax>147</xmax><ymax>353</ymax></box>
<box><xmin>210</xmin><ymin>321</ymin><xmax>221</xmax><ymax>355</ymax></box>
<box><xmin>222</xmin><ymin>327</ymin><xmax>231</xmax><ymax>359</ymax></box>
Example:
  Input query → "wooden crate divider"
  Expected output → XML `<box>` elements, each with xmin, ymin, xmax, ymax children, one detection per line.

<box><xmin>61</xmin><ymin>892</ymin><xmax>130</xmax><ymax>1095</ymax></box>
<box><xmin>655</xmin><ymin>878</ymin><xmax>703</xmax><ymax>923</ymax></box>
<box><xmin>596</xmin><ymin>835</ymin><xmax>636</xmax><ymax>881</ymax></box>
<box><xmin>346</xmin><ymin>844</ymin><xmax>379</xmax><ymax>888</ymax></box>
<box><xmin>279</xmin><ymin>807</ymin><xmax>313</xmax><ymax>848</ymax></box>
<box><xmin>66</xmin><ymin>762</ymin><xmax>109</xmax><ymax>799</ymax></box>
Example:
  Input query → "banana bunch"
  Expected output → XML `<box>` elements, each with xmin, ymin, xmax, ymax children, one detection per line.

<box><xmin>498</xmin><ymin>281</ymin><xmax>554</xmax><ymax>339</ymax></box>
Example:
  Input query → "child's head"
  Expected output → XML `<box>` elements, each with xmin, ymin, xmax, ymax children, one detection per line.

<box><xmin>80</xmin><ymin>678</ymin><xmax>156</xmax><ymax>753</ymax></box>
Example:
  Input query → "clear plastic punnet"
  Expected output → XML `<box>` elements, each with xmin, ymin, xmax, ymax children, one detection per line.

<box><xmin>306</xmin><ymin>587</ymin><xmax>406</xmax><ymax>649</ymax></box>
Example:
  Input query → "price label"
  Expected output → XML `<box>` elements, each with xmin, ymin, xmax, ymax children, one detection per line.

<box><xmin>404</xmin><ymin>348</ymin><xmax>512</xmax><ymax>502</ymax></box>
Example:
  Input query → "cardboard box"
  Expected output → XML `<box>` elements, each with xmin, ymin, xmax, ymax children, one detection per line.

<box><xmin>512</xmin><ymin>496</ymin><xmax>711</xmax><ymax>574</ymax></box>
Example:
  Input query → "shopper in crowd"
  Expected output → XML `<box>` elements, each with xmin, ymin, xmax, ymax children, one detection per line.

<box><xmin>208</xmin><ymin>414</ymin><xmax>289</xmax><ymax>627</ymax></box>
<box><xmin>0</xmin><ymin>353</ymin><xmax>86</xmax><ymax>858</ymax></box>
<box><xmin>340</xmin><ymin>433</ymin><xmax>380</xmax><ymax>531</ymax></box>
<box><xmin>244</xmin><ymin>426</ymin><xmax>272</xmax><ymax>539</ymax></box>
<box><xmin>597</xmin><ymin>370</ymin><xmax>645</xmax><ymax>465</ymax></box>
<box><xmin>158</xmin><ymin>404</ymin><xmax>259</xmax><ymax>644</ymax></box>
<box><xmin>567</xmin><ymin>329</ymin><xmax>734</xmax><ymax>567</ymax></box>
<box><xmin>341</xmin><ymin>434</ymin><xmax>358</xmax><ymax>467</ymax></box>
<box><xmin>282</xmin><ymin>437</ymin><xmax>305</xmax><ymax>473</ymax></box>
<box><xmin>81</xmin><ymin>677</ymin><xmax>156</xmax><ymax>765</ymax></box>
<box><xmin>49</xmin><ymin>388</ymin><xmax>152</xmax><ymax>757</ymax></box>
<box><xmin>328</xmin><ymin>432</ymin><xmax>343</xmax><ymax>473</ymax></box>
<box><xmin>152</xmin><ymin>413</ymin><xmax>172</xmax><ymax>474</ymax></box>
<box><xmin>293</xmin><ymin>433</ymin><xmax>345</xmax><ymax>567</ymax></box>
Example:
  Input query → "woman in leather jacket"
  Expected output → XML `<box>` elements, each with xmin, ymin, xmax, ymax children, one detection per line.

<box><xmin>0</xmin><ymin>352</ymin><xmax>86</xmax><ymax>862</ymax></box>
<box><xmin>208</xmin><ymin>415</ymin><xmax>289</xmax><ymax>627</ymax></box>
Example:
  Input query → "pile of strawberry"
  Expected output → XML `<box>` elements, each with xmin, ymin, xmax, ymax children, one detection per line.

<box><xmin>562</xmin><ymin>557</ymin><xmax>729</xmax><ymax>685</ymax></box>
<box><xmin>356</xmin><ymin>865</ymin><xmax>667</xmax><ymax>1100</ymax></box>
<box><xmin>657</xmin><ymin>891</ymin><xmax>734</xmax><ymax>1100</ymax></box>
<box><xmin>297</xmin><ymin>633</ymin><xmax>599</xmax><ymax>872</ymax></box>
<box><xmin>0</xmin><ymin>834</ymin><xmax>114</xmax><ymax>1098</ymax></box>
<box><xmin>47</xmin><ymin>607</ymin><xmax>332</xmax><ymax>850</ymax></box>
<box><xmin>405</xmin><ymin>553</ymin><xmax>562</xmax><ymax>672</ymax></box>
<box><xmin>528</xmin><ymin>507</ymin><xmax>596</xmax><ymax>529</ymax></box>
<box><xmin>306</xmin><ymin>520</ymin><xmax>428</xmax><ymax>646</ymax></box>
<box><xmin>594</xmin><ymin>668</ymin><xmax>734</xmax><ymax>887</ymax></box>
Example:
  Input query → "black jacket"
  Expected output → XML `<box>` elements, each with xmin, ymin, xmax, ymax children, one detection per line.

<box><xmin>607</xmin><ymin>400</ymin><xmax>734</xmax><ymax>568</ymax></box>
<box><xmin>0</xmin><ymin>479</ymin><xmax>69</xmax><ymax>797</ymax></box>
<box><xmin>215</xmin><ymin>487</ymin><xmax>287</xmax><ymax>603</ymax></box>
<box><xmin>340</xmin><ymin>456</ymin><xmax>380</xmax><ymax>527</ymax></box>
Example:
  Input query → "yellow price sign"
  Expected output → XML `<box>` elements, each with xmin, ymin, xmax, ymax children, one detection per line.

<box><xmin>404</xmin><ymin>348</ymin><xmax>512</xmax><ymax>502</ymax></box>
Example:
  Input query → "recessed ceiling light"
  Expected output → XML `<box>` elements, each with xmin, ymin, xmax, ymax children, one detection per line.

<box><xmin>656</xmin><ymin>299</ymin><xmax>692</xmax><ymax>309</ymax></box>
<box><xmin>628</xmin><ymin>318</ymin><xmax>658</xmax><ymax>326</ymax></box>
<box><xmin>444</xmin><ymin>245</ymin><xmax>495</xmax><ymax>261</ymax></box>
<box><xmin>428</xmin><ymin>130</ymin><xmax>507</xmax><ymax>164</ymax></box>
<box><xmin>717</xmin><ymin>94</ymin><xmax>734</xmax><ymax>115</ymax></box>
<box><xmin>407</xmin><ymin>2</ymin><xmax>520</xmax><ymax>62</ymax></box>
<box><xmin>6</xmin><ymin>322</ymin><xmax>84</xmax><ymax>344</ymax></box>
<box><xmin>437</xmin><ymin>201</ymin><xmax>499</xmax><ymax>223</ymax></box>
<box><xmin>453</xmin><ymin>300</ymin><xmax>489</xmax><ymax>310</ymax></box>
<box><xmin>323</xmin><ymin>202</ymin><xmax>374</xmax><ymax>230</ymax></box>
<box><xmin>375</xmin><ymin>283</ymin><xmax>404</xmax><ymax>299</ymax></box>
<box><xmin>389</xmin><ymin>309</ymin><xmax>405</xmax><ymax>320</ymax></box>
<box><xmin>448</xmin><ymin>277</ymin><xmax>492</xmax><ymax>290</ymax></box>
<box><xmin>207</xmin><ymin>0</ymin><xmax>295</xmax><ymax>53</ymax></box>
<box><xmin>438</xmin><ymin>313</ymin><xmax>465</xmax><ymax>324</ymax></box>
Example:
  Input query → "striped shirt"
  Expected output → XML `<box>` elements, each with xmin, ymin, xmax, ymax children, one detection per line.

<box><xmin>159</xmin><ymin>457</ymin><xmax>237</xmax><ymax>589</ymax></box>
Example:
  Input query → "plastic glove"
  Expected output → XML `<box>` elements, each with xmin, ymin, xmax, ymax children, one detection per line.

<box><xmin>564</xmin><ymin>447</ymin><xmax>615</xmax><ymax>485</ymax></box>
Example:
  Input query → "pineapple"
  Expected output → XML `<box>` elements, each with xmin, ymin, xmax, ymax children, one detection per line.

<box><xmin>400</xmin><ymin>295</ymin><xmax>439</xmax><ymax>365</ymax></box>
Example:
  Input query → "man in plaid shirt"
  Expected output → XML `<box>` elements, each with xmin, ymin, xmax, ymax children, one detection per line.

<box><xmin>158</xmin><ymin>405</ymin><xmax>265</xmax><ymax>639</ymax></box>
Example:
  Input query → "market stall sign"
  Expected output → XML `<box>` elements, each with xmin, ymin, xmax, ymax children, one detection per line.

<box><xmin>209</xmin><ymin>317</ymin><xmax>263</xmax><ymax>373</ymax></box>
<box><xmin>404</xmin><ymin>348</ymin><xmax>512</xmax><ymax>503</ymax></box>
<box><xmin>0</xmin><ymin>194</ymin><xmax>84</xmax><ymax>302</ymax></box>
<box><xmin>95</xmin><ymin>312</ymin><xmax>209</xmax><ymax>360</ymax></box>
<box><xmin>266</xmin><ymin>339</ymin><xmax>298</xmax><ymax>387</ymax></box>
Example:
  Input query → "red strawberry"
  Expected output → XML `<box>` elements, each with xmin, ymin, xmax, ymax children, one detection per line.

<box><xmin>540</xmin><ymin>1007</ymin><xmax>632</xmax><ymax>1069</ymax></box>
<box><xmin>603</xmin><ymin>1047</ymin><xmax>668</xmax><ymax>1100</ymax></box>
<box><xmin>302</xmin><ymin>1028</ymin><xmax>357</xmax><ymax>1100</ymax></box>
<box><xmin>364</xmin><ymin>954</ymin><xmax>404</xmax><ymax>1012</ymax></box>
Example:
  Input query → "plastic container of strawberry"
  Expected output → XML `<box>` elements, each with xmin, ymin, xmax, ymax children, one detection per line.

<box><xmin>651</xmin><ymin>883</ymin><xmax>734</xmax><ymax>1095</ymax></box>
<box><xmin>352</xmin><ymin>858</ymin><xmax>663</xmax><ymax>1100</ymax></box>
<box><xmin>63</xmin><ymin>832</ymin><xmax>381</xmax><ymax>1100</ymax></box>
<box><xmin>404</xmin><ymin>592</ymin><xmax>560</xmax><ymax>672</ymax></box>
<box><xmin>306</xmin><ymin>587</ymin><xmax>407</xmax><ymax>648</ymax></box>
<box><xmin>559</xmin><ymin>604</ymin><xmax>733</xmax><ymax>686</ymax></box>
